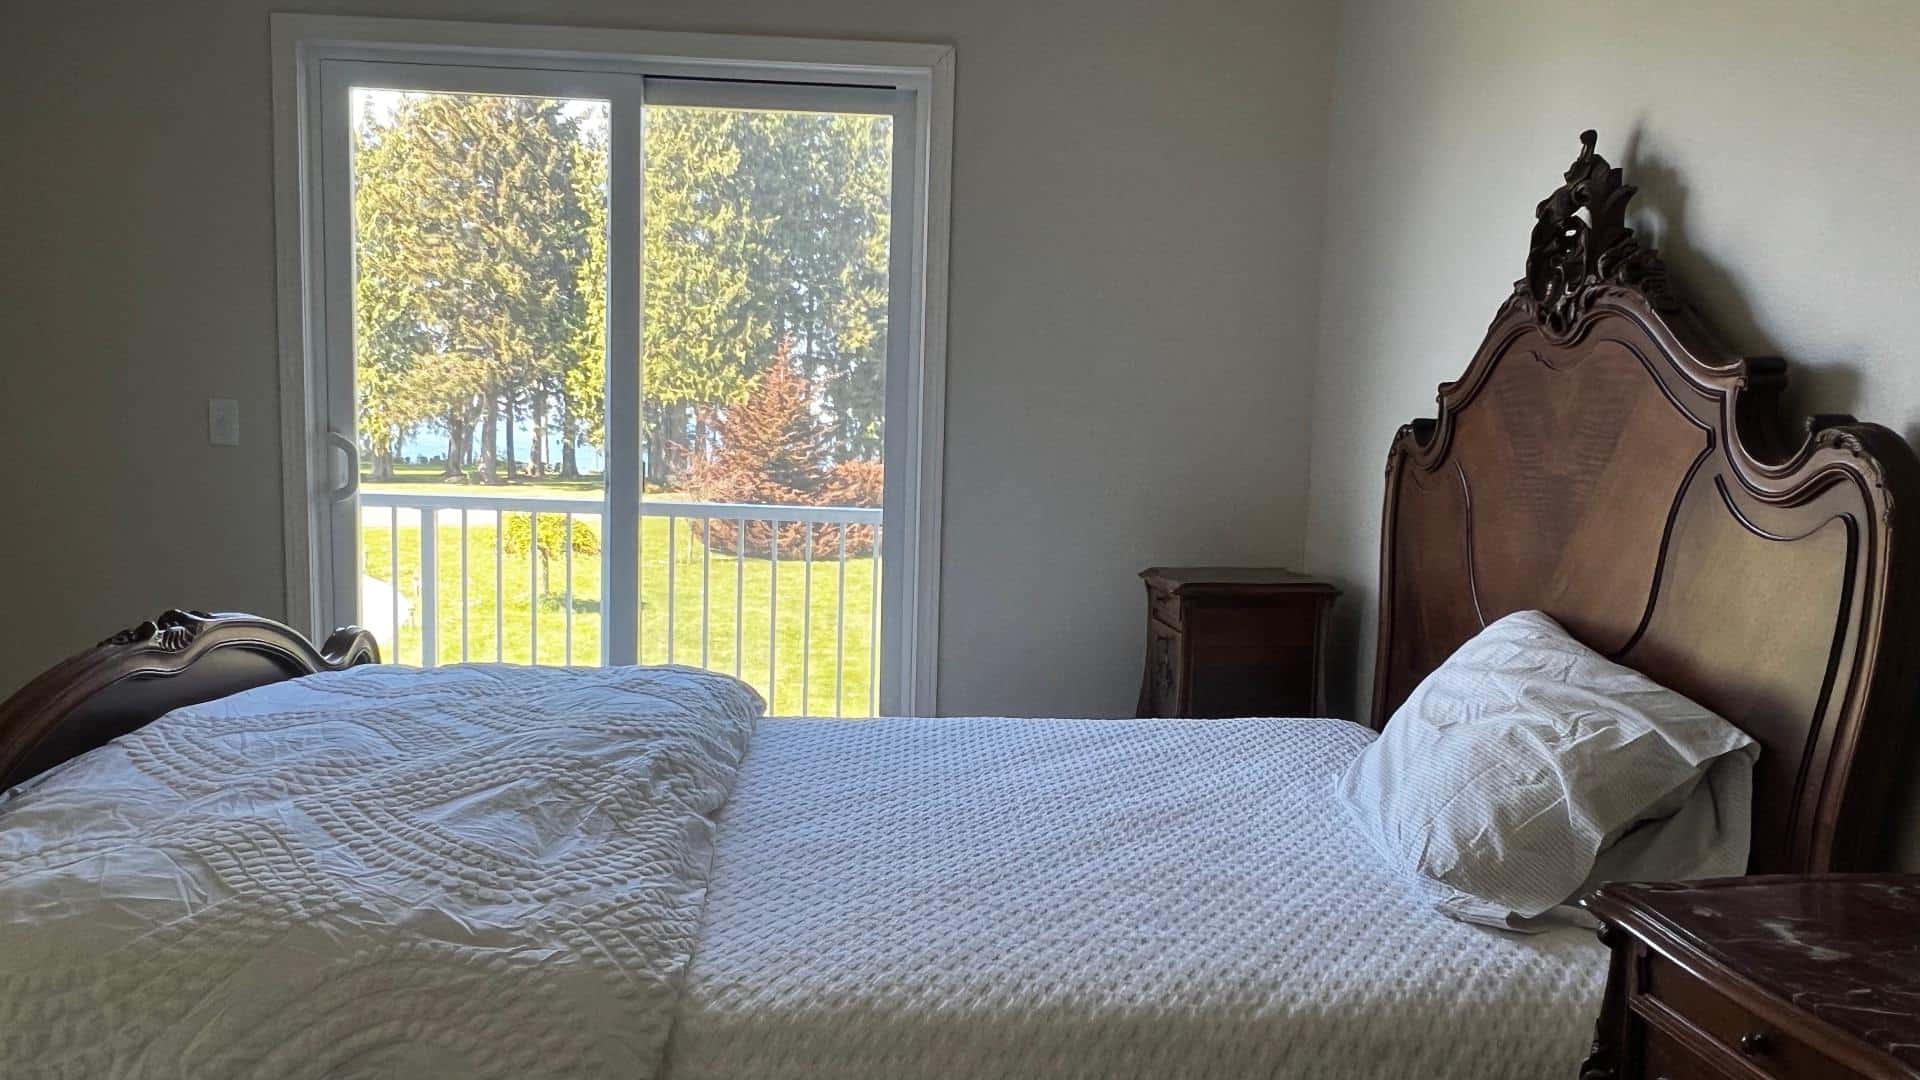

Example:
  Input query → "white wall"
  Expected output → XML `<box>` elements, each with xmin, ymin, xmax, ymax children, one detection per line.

<box><xmin>1304</xmin><ymin>0</ymin><xmax>1920</xmax><ymax>861</ymax></box>
<box><xmin>0</xmin><ymin>0</ymin><xmax>1338</xmax><ymax>717</ymax></box>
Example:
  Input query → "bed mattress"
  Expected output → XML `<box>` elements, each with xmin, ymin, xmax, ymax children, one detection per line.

<box><xmin>666</xmin><ymin>715</ymin><xmax>1609</xmax><ymax>1079</ymax></box>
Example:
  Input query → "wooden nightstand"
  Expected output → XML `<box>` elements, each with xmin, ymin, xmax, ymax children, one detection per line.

<box><xmin>1581</xmin><ymin>875</ymin><xmax>1920</xmax><ymax>1080</ymax></box>
<box><xmin>1135</xmin><ymin>567</ymin><xmax>1337</xmax><ymax>718</ymax></box>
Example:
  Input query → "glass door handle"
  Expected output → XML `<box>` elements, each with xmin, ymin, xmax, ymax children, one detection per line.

<box><xmin>324</xmin><ymin>430</ymin><xmax>360</xmax><ymax>503</ymax></box>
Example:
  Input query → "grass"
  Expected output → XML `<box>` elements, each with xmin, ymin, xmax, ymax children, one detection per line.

<box><xmin>362</xmin><ymin>512</ymin><xmax>879</xmax><ymax>716</ymax></box>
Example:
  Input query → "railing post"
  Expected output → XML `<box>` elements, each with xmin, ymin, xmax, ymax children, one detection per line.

<box><xmin>636</xmin><ymin>506</ymin><xmax>646</xmax><ymax>665</ymax></box>
<box><xmin>528</xmin><ymin>511</ymin><xmax>539</xmax><ymax>665</ymax></box>
<box><xmin>836</xmin><ymin>531</ymin><xmax>847</xmax><ymax>718</ymax></box>
<box><xmin>459</xmin><ymin>507</ymin><xmax>469</xmax><ymax>663</ymax></box>
<box><xmin>667</xmin><ymin>512</ymin><xmax>677</xmax><ymax>664</ymax></box>
<box><xmin>419</xmin><ymin>508</ymin><xmax>438</xmax><ymax>668</ymax></box>
<box><xmin>701</xmin><ymin>516</ymin><xmax>712</xmax><ymax>669</ymax></box>
<box><xmin>735</xmin><ymin>516</ymin><xmax>746</xmax><ymax>679</ymax></box>
<box><xmin>564</xmin><ymin>511</ymin><xmax>575</xmax><ymax>666</ymax></box>
<box><xmin>390</xmin><ymin>506</ymin><xmax>401</xmax><ymax>664</ymax></box>
<box><xmin>503</xmin><ymin>507</ymin><xmax>510</xmax><ymax>661</ymax></box>
<box><xmin>801</xmin><ymin>528</ymin><xmax>813</xmax><ymax>714</ymax></box>
<box><xmin>768</xmin><ymin>522</ymin><xmax>779</xmax><ymax>714</ymax></box>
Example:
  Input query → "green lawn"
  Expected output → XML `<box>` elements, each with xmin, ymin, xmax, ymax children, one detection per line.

<box><xmin>363</xmin><ymin>512</ymin><xmax>879</xmax><ymax>716</ymax></box>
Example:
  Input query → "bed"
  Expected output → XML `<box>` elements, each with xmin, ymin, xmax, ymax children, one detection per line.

<box><xmin>4</xmin><ymin>131</ymin><xmax>1918</xmax><ymax>1079</ymax></box>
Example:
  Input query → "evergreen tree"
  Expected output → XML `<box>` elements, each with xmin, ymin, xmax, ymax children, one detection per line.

<box><xmin>688</xmin><ymin>341</ymin><xmax>876</xmax><ymax>557</ymax></box>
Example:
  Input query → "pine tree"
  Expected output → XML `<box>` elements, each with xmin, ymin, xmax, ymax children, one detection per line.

<box><xmin>688</xmin><ymin>342</ymin><xmax>876</xmax><ymax>557</ymax></box>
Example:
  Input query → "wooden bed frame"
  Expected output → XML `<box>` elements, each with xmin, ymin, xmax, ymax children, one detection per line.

<box><xmin>0</xmin><ymin>610</ymin><xmax>378</xmax><ymax>791</ymax></box>
<box><xmin>3</xmin><ymin>132</ymin><xmax>1917</xmax><ymax>878</ymax></box>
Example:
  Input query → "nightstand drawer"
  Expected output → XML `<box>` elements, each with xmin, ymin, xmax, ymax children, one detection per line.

<box><xmin>1642</xmin><ymin>1024</ymin><xmax>1728</xmax><ymax>1080</ymax></box>
<box><xmin>1642</xmin><ymin>955</ymin><xmax>1843</xmax><ymax>1079</ymax></box>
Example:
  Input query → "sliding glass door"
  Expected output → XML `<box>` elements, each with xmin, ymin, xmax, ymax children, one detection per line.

<box><xmin>312</xmin><ymin>60</ymin><xmax>911</xmax><ymax>715</ymax></box>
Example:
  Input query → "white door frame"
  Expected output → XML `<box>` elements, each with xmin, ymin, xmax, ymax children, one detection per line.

<box><xmin>270</xmin><ymin>14</ymin><xmax>953</xmax><ymax>714</ymax></box>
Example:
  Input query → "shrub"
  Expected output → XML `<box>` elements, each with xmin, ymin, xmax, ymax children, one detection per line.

<box><xmin>503</xmin><ymin>512</ymin><xmax>602</xmax><ymax>595</ymax></box>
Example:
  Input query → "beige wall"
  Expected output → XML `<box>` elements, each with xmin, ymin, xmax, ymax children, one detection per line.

<box><xmin>1304</xmin><ymin>0</ymin><xmax>1920</xmax><ymax>861</ymax></box>
<box><xmin>0</xmin><ymin>0</ymin><xmax>1338</xmax><ymax>716</ymax></box>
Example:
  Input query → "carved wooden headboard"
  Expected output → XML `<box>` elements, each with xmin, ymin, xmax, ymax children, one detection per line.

<box><xmin>1371</xmin><ymin>131</ymin><xmax>1920</xmax><ymax>875</ymax></box>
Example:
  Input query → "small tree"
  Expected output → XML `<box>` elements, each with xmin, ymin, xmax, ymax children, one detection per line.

<box><xmin>503</xmin><ymin>513</ymin><xmax>602</xmax><ymax>597</ymax></box>
<box><xmin>688</xmin><ymin>343</ymin><xmax>878</xmax><ymax>558</ymax></box>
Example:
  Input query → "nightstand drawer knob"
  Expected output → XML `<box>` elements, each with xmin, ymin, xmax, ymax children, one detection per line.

<box><xmin>1739</xmin><ymin>1030</ymin><xmax>1770</xmax><ymax>1056</ymax></box>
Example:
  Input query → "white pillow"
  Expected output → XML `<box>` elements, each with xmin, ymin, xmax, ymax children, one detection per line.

<box><xmin>1336</xmin><ymin>610</ymin><xmax>1759</xmax><ymax>928</ymax></box>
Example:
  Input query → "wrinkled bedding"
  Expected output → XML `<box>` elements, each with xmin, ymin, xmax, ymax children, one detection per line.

<box><xmin>1</xmin><ymin>672</ymin><xmax>1608</xmax><ymax>1079</ymax></box>
<box><xmin>0</xmin><ymin>664</ymin><xmax>761</xmax><ymax>1078</ymax></box>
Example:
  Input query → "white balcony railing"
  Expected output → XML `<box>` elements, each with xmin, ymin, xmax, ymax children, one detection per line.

<box><xmin>358</xmin><ymin>490</ymin><xmax>882</xmax><ymax>716</ymax></box>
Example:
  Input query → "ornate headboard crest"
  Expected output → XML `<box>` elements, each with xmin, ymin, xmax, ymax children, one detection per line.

<box><xmin>1521</xmin><ymin>129</ymin><xmax>1673</xmax><ymax>339</ymax></box>
<box><xmin>99</xmin><ymin>608</ymin><xmax>211</xmax><ymax>651</ymax></box>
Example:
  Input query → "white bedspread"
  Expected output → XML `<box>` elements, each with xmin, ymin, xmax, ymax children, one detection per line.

<box><xmin>667</xmin><ymin>716</ymin><xmax>1610</xmax><ymax>1080</ymax></box>
<box><xmin>0</xmin><ymin>664</ymin><xmax>762</xmax><ymax>1079</ymax></box>
<box><xmin>2</xmin><ymin>676</ymin><xmax>1608</xmax><ymax>1079</ymax></box>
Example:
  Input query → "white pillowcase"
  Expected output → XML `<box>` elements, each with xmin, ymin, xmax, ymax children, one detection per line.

<box><xmin>1336</xmin><ymin>610</ymin><xmax>1759</xmax><ymax>928</ymax></box>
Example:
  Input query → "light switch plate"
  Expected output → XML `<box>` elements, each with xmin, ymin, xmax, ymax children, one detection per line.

<box><xmin>208</xmin><ymin>398</ymin><xmax>240</xmax><ymax>446</ymax></box>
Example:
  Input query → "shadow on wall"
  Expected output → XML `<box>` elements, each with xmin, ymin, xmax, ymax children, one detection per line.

<box><xmin>1620</xmin><ymin>126</ymin><xmax>1773</xmax><ymax>355</ymax></box>
<box><xmin>1620</xmin><ymin>123</ymin><xmax>1867</xmax><ymax>428</ymax></box>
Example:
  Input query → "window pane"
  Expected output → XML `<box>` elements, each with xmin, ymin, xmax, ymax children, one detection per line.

<box><xmin>641</xmin><ymin>104</ymin><xmax>893</xmax><ymax>716</ymax></box>
<box><xmin>350</xmin><ymin>88</ymin><xmax>611</xmax><ymax>667</ymax></box>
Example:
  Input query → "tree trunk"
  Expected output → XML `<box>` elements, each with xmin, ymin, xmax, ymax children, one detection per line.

<box><xmin>371</xmin><ymin>445</ymin><xmax>395</xmax><ymax>483</ymax></box>
<box><xmin>664</xmin><ymin>399</ymin><xmax>687</xmax><ymax>488</ymax></box>
<box><xmin>480</xmin><ymin>390</ymin><xmax>499</xmax><ymax>485</ymax></box>
<box><xmin>442</xmin><ymin>414</ymin><xmax>467</xmax><ymax>478</ymax></box>
<box><xmin>560</xmin><ymin>400</ymin><xmax>580</xmax><ymax>479</ymax></box>
<box><xmin>530</xmin><ymin>392</ymin><xmax>547</xmax><ymax>479</ymax></box>
<box><xmin>644</xmin><ymin>402</ymin><xmax>664</xmax><ymax>488</ymax></box>
<box><xmin>463</xmin><ymin>405</ymin><xmax>480</xmax><ymax>477</ymax></box>
<box><xmin>504</xmin><ymin>393</ymin><xmax>518</xmax><ymax>484</ymax></box>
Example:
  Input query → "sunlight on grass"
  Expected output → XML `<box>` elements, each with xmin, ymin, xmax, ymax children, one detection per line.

<box><xmin>363</xmin><ymin>512</ymin><xmax>878</xmax><ymax>716</ymax></box>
